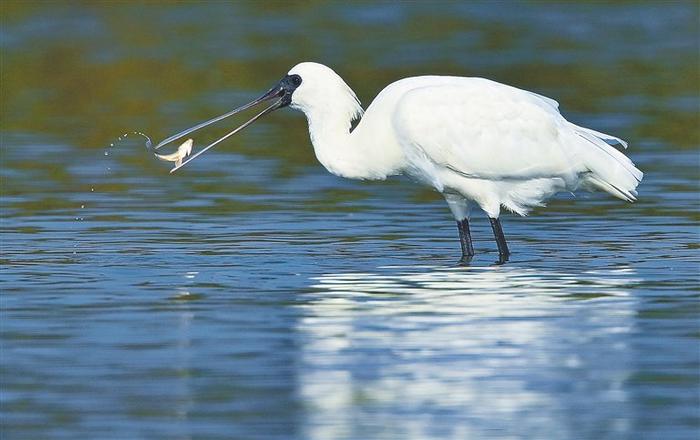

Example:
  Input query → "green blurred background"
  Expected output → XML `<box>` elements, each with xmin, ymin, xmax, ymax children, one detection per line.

<box><xmin>2</xmin><ymin>1</ymin><xmax>697</xmax><ymax>155</ymax></box>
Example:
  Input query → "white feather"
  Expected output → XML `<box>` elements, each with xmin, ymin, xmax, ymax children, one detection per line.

<box><xmin>286</xmin><ymin>62</ymin><xmax>642</xmax><ymax>218</ymax></box>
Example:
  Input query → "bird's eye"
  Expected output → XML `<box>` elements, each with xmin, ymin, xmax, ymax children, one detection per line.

<box><xmin>291</xmin><ymin>75</ymin><xmax>302</xmax><ymax>87</ymax></box>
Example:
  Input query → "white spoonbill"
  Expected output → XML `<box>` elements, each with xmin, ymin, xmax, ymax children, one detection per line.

<box><xmin>155</xmin><ymin>62</ymin><xmax>642</xmax><ymax>264</ymax></box>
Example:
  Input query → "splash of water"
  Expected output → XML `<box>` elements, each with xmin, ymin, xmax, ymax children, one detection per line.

<box><xmin>73</xmin><ymin>132</ymin><xmax>160</xmax><ymax>256</ymax></box>
<box><xmin>132</xmin><ymin>131</ymin><xmax>154</xmax><ymax>150</ymax></box>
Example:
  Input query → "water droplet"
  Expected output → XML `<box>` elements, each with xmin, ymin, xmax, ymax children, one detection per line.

<box><xmin>80</xmin><ymin>205</ymin><xmax>84</xmax><ymax>209</ymax></box>
<box><xmin>104</xmin><ymin>151</ymin><xmax>109</xmax><ymax>156</ymax></box>
<box><xmin>109</xmin><ymin>143</ymin><xmax>114</xmax><ymax>147</ymax></box>
<box><xmin>91</xmin><ymin>187</ymin><xmax>94</xmax><ymax>192</ymax></box>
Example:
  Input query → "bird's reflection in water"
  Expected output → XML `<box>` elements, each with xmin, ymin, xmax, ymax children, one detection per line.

<box><xmin>298</xmin><ymin>265</ymin><xmax>639</xmax><ymax>439</ymax></box>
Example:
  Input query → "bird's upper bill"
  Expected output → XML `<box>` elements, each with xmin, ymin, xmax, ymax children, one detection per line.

<box><xmin>153</xmin><ymin>70</ymin><xmax>303</xmax><ymax>173</ymax></box>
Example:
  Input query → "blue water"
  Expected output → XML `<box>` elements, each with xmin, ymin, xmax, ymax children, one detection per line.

<box><xmin>1</xmin><ymin>2</ymin><xmax>699</xmax><ymax>439</ymax></box>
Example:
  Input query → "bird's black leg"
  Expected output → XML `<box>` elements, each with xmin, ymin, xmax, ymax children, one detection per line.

<box><xmin>489</xmin><ymin>217</ymin><xmax>510</xmax><ymax>264</ymax></box>
<box><xmin>456</xmin><ymin>218</ymin><xmax>474</xmax><ymax>264</ymax></box>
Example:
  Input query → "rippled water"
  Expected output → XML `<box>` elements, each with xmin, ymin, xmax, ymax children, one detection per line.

<box><xmin>2</xmin><ymin>2</ymin><xmax>699</xmax><ymax>439</ymax></box>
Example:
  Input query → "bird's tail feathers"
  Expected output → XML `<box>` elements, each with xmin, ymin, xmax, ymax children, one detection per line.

<box><xmin>574</xmin><ymin>124</ymin><xmax>628</xmax><ymax>148</ymax></box>
<box><xmin>572</xmin><ymin>124</ymin><xmax>642</xmax><ymax>202</ymax></box>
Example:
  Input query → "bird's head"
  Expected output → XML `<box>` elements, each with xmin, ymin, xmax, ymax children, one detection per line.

<box><xmin>285</xmin><ymin>62</ymin><xmax>362</xmax><ymax>120</ymax></box>
<box><xmin>154</xmin><ymin>62</ymin><xmax>362</xmax><ymax>172</ymax></box>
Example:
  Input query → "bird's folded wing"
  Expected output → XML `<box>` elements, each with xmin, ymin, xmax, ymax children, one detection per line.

<box><xmin>393</xmin><ymin>82</ymin><xmax>582</xmax><ymax>181</ymax></box>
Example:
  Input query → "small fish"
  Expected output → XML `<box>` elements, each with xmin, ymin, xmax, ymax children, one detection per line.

<box><xmin>154</xmin><ymin>139</ymin><xmax>193</xmax><ymax>168</ymax></box>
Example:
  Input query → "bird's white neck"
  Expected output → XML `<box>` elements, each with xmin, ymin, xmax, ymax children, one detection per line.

<box><xmin>298</xmin><ymin>101</ymin><xmax>404</xmax><ymax>180</ymax></box>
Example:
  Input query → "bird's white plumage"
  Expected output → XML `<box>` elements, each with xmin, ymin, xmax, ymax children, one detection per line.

<box><xmin>287</xmin><ymin>62</ymin><xmax>642</xmax><ymax>219</ymax></box>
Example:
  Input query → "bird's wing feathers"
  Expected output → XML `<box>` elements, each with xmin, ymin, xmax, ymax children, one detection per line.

<box><xmin>524</xmin><ymin>90</ymin><xmax>560</xmax><ymax>111</ymax></box>
<box><xmin>392</xmin><ymin>79</ymin><xmax>581</xmax><ymax>181</ymax></box>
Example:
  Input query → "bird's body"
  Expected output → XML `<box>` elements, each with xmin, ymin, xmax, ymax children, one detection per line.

<box><xmin>290</xmin><ymin>64</ymin><xmax>641</xmax><ymax>215</ymax></box>
<box><xmin>158</xmin><ymin>62</ymin><xmax>643</xmax><ymax>263</ymax></box>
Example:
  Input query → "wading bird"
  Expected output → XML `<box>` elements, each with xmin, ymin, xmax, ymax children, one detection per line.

<box><xmin>156</xmin><ymin>62</ymin><xmax>642</xmax><ymax>264</ymax></box>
